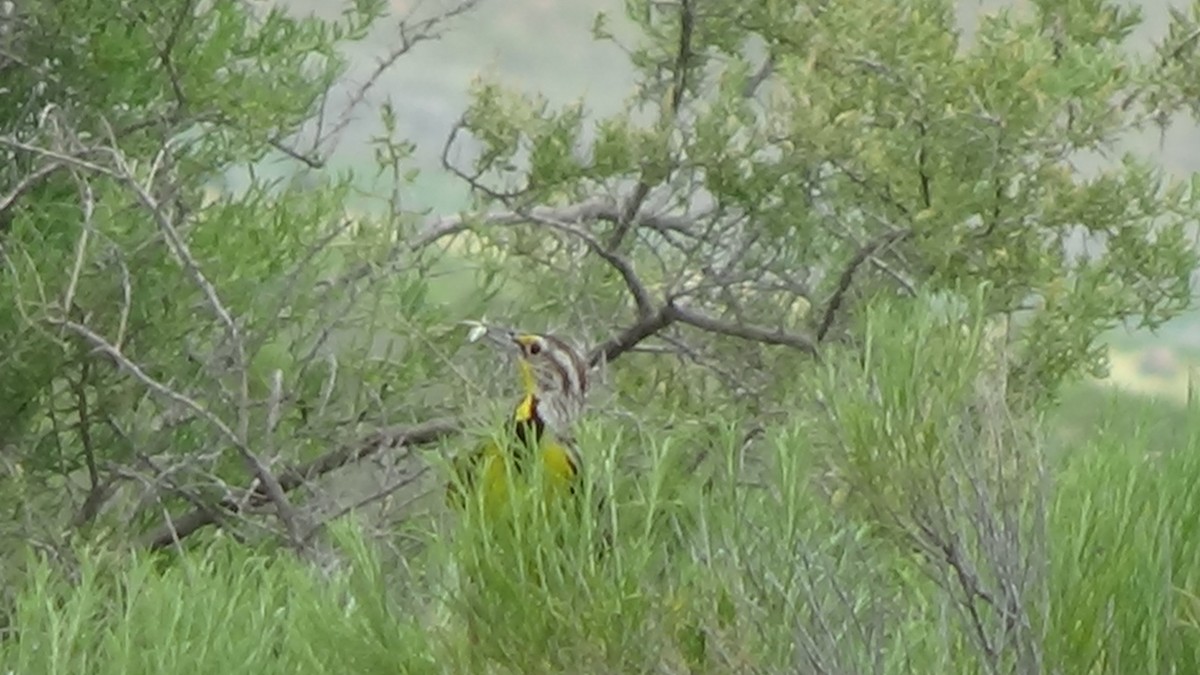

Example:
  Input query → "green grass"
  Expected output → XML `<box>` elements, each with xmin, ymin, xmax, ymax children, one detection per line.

<box><xmin>1045</xmin><ymin>386</ymin><xmax>1200</xmax><ymax>672</ymax></box>
<box><xmin>4</xmin><ymin>301</ymin><xmax>1200</xmax><ymax>674</ymax></box>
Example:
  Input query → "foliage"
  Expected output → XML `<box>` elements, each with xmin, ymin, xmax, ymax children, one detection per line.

<box><xmin>4</xmin><ymin>318</ymin><xmax>1200</xmax><ymax>673</ymax></box>
<box><xmin>3</xmin><ymin>0</ymin><xmax>1200</xmax><ymax>673</ymax></box>
<box><xmin>450</xmin><ymin>0</ymin><xmax>1200</xmax><ymax>413</ymax></box>
<box><xmin>0</xmin><ymin>0</ymin><xmax>469</xmax><ymax>555</ymax></box>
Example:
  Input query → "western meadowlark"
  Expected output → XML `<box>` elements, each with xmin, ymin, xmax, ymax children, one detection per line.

<box><xmin>442</xmin><ymin>324</ymin><xmax>595</xmax><ymax>658</ymax></box>
<box><xmin>445</xmin><ymin>324</ymin><xmax>590</xmax><ymax>518</ymax></box>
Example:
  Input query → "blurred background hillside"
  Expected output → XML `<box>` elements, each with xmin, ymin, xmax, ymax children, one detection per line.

<box><xmin>252</xmin><ymin>0</ymin><xmax>1200</xmax><ymax>401</ymax></box>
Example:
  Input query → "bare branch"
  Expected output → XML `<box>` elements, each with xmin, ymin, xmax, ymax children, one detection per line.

<box><xmin>56</xmin><ymin>137</ymin><xmax>316</xmax><ymax>545</ymax></box>
<box><xmin>0</xmin><ymin>159</ymin><xmax>62</xmax><ymax>227</ymax></box>
<box><xmin>144</xmin><ymin>418</ymin><xmax>459</xmax><ymax>550</ymax></box>
<box><xmin>606</xmin><ymin>0</ymin><xmax>695</xmax><ymax>251</ymax></box>
<box><xmin>61</xmin><ymin>174</ymin><xmax>94</xmax><ymax>316</ymax></box>
<box><xmin>67</xmin><ymin>358</ymin><xmax>110</xmax><ymax>528</ymax></box>
<box><xmin>52</xmin><ymin>318</ymin><xmax>304</xmax><ymax>548</ymax></box>
<box><xmin>440</xmin><ymin>116</ymin><xmax>532</xmax><ymax>202</ymax></box>
<box><xmin>671</xmin><ymin>301</ymin><xmax>819</xmax><ymax>356</ymax></box>
<box><xmin>54</xmin><ymin>320</ymin><xmax>235</xmax><ymax>443</ymax></box>
<box><xmin>523</xmin><ymin>209</ymin><xmax>656</xmax><ymax>319</ymax></box>
<box><xmin>314</xmin><ymin>0</ymin><xmax>483</xmax><ymax>155</ymax></box>
<box><xmin>588</xmin><ymin>303</ymin><xmax>676</xmax><ymax>367</ymax></box>
<box><xmin>0</xmin><ymin>137</ymin><xmax>114</xmax><ymax>176</ymax></box>
<box><xmin>816</xmin><ymin>228</ymin><xmax>912</xmax><ymax>343</ymax></box>
<box><xmin>322</xmin><ymin>197</ymin><xmax>691</xmax><ymax>295</ymax></box>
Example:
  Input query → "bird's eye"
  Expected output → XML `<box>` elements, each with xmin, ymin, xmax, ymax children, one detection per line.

<box><xmin>528</xmin><ymin>341</ymin><xmax>542</xmax><ymax>355</ymax></box>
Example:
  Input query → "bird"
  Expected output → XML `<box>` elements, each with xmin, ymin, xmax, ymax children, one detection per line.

<box><xmin>442</xmin><ymin>325</ymin><xmax>598</xmax><ymax>659</ymax></box>
<box><xmin>445</xmin><ymin>325</ymin><xmax>591</xmax><ymax>519</ymax></box>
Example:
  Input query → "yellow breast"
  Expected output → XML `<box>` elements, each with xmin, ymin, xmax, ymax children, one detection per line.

<box><xmin>447</xmin><ymin>391</ymin><xmax>583</xmax><ymax>521</ymax></box>
<box><xmin>449</xmin><ymin>433</ymin><xmax>580</xmax><ymax>516</ymax></box>
<box><xmin>473</xmin><ymin>438</ymin><xmax>577</xmax><ymax>511</ymax></box>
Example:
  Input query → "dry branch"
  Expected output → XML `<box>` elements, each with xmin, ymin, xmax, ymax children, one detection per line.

<box><xmin>322</xmin><ymin>197</ymin><xmax>696</xmax><ymax>294</ymax></box>
<box><xmin>606</xmin><ymin>0</ymin><xmax>695</xmax><ymax>251</ymax></box>
<box><xmin>311</xmin><ymin>0</ymin><xmax>483</xmax><ymax>158</ymax></box>
<box><xmin>320</xmin><ymin>194</ymin><xmax>827</xmax><ymax>372</ymax></box>
<box><xmin>50</xmin><ymin>317</ymin><xmax>301</xmax><ymax>545</ymax></box>
<box><xmin>143</xmin><ymin>418</ymin><xmax>459</xmax><ymax>550</ymax></box>
<box><xmin>816</xmin><ymin>228</ymin><xmax>912</xmax><ymax>343</ymax></box>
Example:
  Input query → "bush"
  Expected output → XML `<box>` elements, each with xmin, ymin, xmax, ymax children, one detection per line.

<box><xmin>2</xmin><ymin>292</ymin><xmax>1195</xmax><ymax>673</ymax></box>
<box><xmin>4</xmin><ymin>0</ymin><xmax>1200</xmax><ymax>672</ymax></box>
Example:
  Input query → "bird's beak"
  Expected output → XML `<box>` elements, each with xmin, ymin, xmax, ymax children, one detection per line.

<box><xmin>460</xmin><ymin>321</ymin><xmax>539</xmax><ymax>395</ymax></box>
<box><xmin>461</xmin><ymin>321</ymin><xmax>522</xmax><ymax>354</ymax></box>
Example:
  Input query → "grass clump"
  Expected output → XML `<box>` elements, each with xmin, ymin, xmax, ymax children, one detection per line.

<box><xmin>4</xmin><ymin>297</ymin><xmax>1200</xmax><ymax>674</ymax></box>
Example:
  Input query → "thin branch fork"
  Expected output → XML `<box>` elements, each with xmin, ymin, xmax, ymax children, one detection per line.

<box><xmin>9</xmin><ymin>133</ymin><xmax>309</xmax><ymax>549</ymax></box>
<box><xmin>587</xmin><ymin>297</ymin><xmax>818</xmax><ymax>367</ymax></box>
<box><xmin>398</xmin><ymin>198</ymin><xmax>823</xmax><ymax>365</ymax></box>
<box><xmin>522</xmin><ymin>209</ymin><xmax>656</xmax><ymax>319</ymax></box>
<box><xmin>0</xmin><ymin>160</ymin><xmax>64</xmax><ymax>225</ymax></box>
<box><xmin>143</xmin><ymin>417</ymin><xmax>459</xmax><ymax>550</ymax></box>
<box><xmin>606</xmin><ymin>0</ymin><xmax>696</xmax><ymax>252</ymax></box>
<box><xmin>321</xmin><ymin>196</ymin><xmax>695</xmax><ymax>295</ymax></box>
<box><xmin>51</xmin><ymin>317</ymin><xmax>306</xmax><ymax>549</ymax></box>
<box><xmin>498</xmin><ymin>206</ymin><xmax>821</xmax><ymax>362</ymax></box>
<box><xmin>313</xmin><ymin>0</ymin><xmax>483</xmax><ymax>156</ymax></box>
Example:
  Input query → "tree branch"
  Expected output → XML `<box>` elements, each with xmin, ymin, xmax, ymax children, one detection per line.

<box><xmin>742</xmin><ymin>52</ymin><xmax>776</xmax><ymax>98</ymax></box>
<box><xmin>606</xmin><ymin>0</ymin><xmax>695</xmax><ymax>251</ymax></box>
<box><xmin>588</xmin><ymin>304</ymin><xmax>677</xmax><ymax>367</ymax></box>
<box><xmin>816</xmin><ymin>228</ymin><xmax>912</xmax><ymax>343</ymax></box>
<box><xmin>523</xmin><ymin>209</ymin><xmax>656</xmax><ymax>319</ymax></box>
<box><xmin>671</xmin><ymin>301</ymin><xmax>819</xmax><ymax>356</ymax></box>
<box><xmin>0</xmin><ymin>159</ymin><xmax>63</xmax><ymax>230</ymax></box>
<box><xmin>143</xmin><ymin>417</ymin><xmax>459</xmax><ymax>550</ymax></box>
<box><xmin>321</xmin><ymin>197</ymin><xmax>694</xmax><ymax>296</ymax></box>
<box><xmin>50</xmin><ymin>317</ymin><xmax>304</xmax><ymax>550</ymax></box>
<box><xmin>315</xmin><ymin>0</ymin><xmax>483</xmax><ymax>156</ymax></box>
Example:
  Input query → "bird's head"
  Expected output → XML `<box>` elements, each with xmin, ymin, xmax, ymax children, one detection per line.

<box><xmin>465</xmin><ymin>322</ymin><xmax>590</xmax><ymax>433</ymax></box>
<box><xmin>509</xmin><ymin>332</ymin><xmax>589</xmax><ymax>404</ymax></box>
